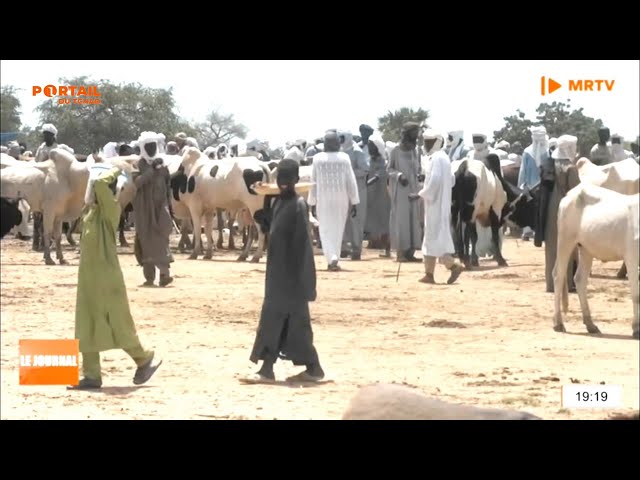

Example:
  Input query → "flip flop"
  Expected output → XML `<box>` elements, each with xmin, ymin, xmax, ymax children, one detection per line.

<box><xmin>133</xmin><ymin>357</ymin><xmax>163</xmax><ymax>385</ymax></box>
<box><xmin>67</xmin><ymin>377</ymin><xmax>102</xmax><ymax>390</ymax></box>
<box><xmin>238</xmin><ymin>373</ymin><xmax>276</xmax><ymax>385</ymax></box>
<box><xmin>285</xmin><ymin>371</ymin><xmax>324</xmax><ymax>383</ymax></box>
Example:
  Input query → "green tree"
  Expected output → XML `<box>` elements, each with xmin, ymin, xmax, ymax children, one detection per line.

<box><xmin>534</xmin><ymin>100</ymin><xmax>603</xmax><ymax>157</ymax></box>
<box><xmin>1</xmin><ymin>85</ymin><xmax>22</xmax><ymax>133</ymax></box>
<box><xmin>35</xmin><ymin>76</ymin><xmax>186</xmax><ymax>154</ymax></box>
<box><xmin>492</xmin><ymin>109</ymin><xmax>533</xmax><ymax>148</ymax></box>
<box><xmin>494</xmin><ymin>100</ymin><xmax>604</xmax><ymax>156</ymax></box>
<box><xmin>195</xmin><ymin>109</ymin><xmax>248</xmax><ymax>148</ymax></box>
<box><xmin>377</xmin><ymin>107</ymin><xmax>430</xmax><ymax>143</ymax></box>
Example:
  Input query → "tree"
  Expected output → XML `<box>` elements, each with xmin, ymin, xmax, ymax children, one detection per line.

<box><xmin>492</xmin><ymin>109</ymin><xmax>533</xmax><ymax>148</ymax></box>
<box><xmin>35</xmin><ymin>76</ymin><xmax>186</xmax><ymax>154</ymax></box>
<box><xmin>534</xmin><ymin>101</ymin><xmax>603</xmax><ymax>157</ymax></box>
<box><xmin>377</xmin><ymin>107</ymin><xmax>430</xmax><ymax>143</ymax></box>
<box><xmin>194</xmin><ymin>109</ymin><xmax>249</xmax><ymax>148</ymax></box>
<box><xmin>1</xmin><ymin>85</ymin><xmax>22</xmax><ymax>133</ymax></box>
<box><xmin>493</xmin><ymin>100</ymin><xmax>604</xmax><ymax>156</ymax></box>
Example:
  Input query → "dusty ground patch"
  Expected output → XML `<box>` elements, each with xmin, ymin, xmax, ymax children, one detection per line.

<box><xmin>1</xmin><ymin>233</ymin><xmax>638</xmax><ymax>420</ymax></box>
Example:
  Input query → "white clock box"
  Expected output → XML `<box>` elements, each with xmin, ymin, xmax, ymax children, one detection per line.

<box><xmin>562</xmin><ymin>384</ymin><xmax>623</xmax><ymax>408</ymax></box>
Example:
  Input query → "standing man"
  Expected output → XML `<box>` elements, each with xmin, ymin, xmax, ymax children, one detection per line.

<box><xmin>388</xmin><ymin>122</ymin><xmax>422</xmax><ymax>262</ymax></box>
<box><xmin>518</xmin><ymin>126</ymin><xmax>548</xmax><ymax>241</ymax></box>
<box><xmin>308</xmin><ymin>131</ymin><xmax>359</xmax><ymax>271</ymax></box>
<box><xmin>245</xmin><ymin>159</ymin><xmax>325</xmax><ymax>384</ymax></box>
<box><xmin>418</xmin><ymin>131</ymin><xmax>464</xmax><ymax>284</ymax></box>
<box><xmin>589</xmin><ymin>127</ymin><xmax>612</xmax><ymax>165</ymax></box>
<box><xmin>132</xmin><ymin>132</ymin><xmax>174</xmax><ymax>287</ymax></box>
<box><xmin>69</xmin><ymin>166</ymin><xmax>162</xmax><ymax>390</ymax></box>
<box><xmin>535</xmin><ymin>134</ymin><xmax>580</xmax><ymax>293</ymax></box>
<box><xmin>32</xmin><ymin>124</ymin><xmax>60</xmax><ymax>251</ymax></box>
<box><xmin>340</xmin><ymin>130</ymin><xmax>369</xmax><ymax>260</ymax></box>
<box><xmin>365</xmin><ymin>133</ymin><xmax>392</xmax><ymax>257</ymax></box>
<box><xmin>446</xmin><ymin>130</ymin><xmax>470</xmax><ymax>161</ymax></box>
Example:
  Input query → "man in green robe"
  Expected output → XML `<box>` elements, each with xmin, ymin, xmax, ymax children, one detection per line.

<box><xmin>69</xmin><ymin>166</ymin><xmax>162</xmax><ymax>390</ymax></box>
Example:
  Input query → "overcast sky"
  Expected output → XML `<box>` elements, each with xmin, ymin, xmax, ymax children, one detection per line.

<box><xmin>2</xmin><ymin>60</ymin><xmax>638</xmax><ymax>148</ymax></box>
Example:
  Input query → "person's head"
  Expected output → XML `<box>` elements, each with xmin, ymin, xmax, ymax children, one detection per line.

<box><xmin>276</xmin><ymin>159</ymin><xmax>299</xmax><ymax>198</ymax></box>
<box><xmin>552</xmin><ymin>135</ymin><xmax>578</xmax><ymax>161</ymax></box>
<box><xmin>7</xmin><ymin>141</ymin><xmax>20</xmax><ymax>160</ymax></box>
<box><xmin>368</xmin><ymin>134</ymin><xmax>386</xmax><ymax>160</ymax></box>
<box><xmin>610</xmin><ymin>134</ymin><xmax>622</xmax><ymax>146</ymax></box>
<box><xmin>324</xmin><ymin>130</ymin><xmax>340</xmax><ymax>152</ymax></box>
<box><xmin>138</xmin><ymin>131</ymin><xmax>163</xmax><ymax>163</ymax></box>
<box><xmin>19</xmin><ymin>142</ymin><xmax>27</xmax><ymax>154</ymax></box>
<box><xmin>118</xmin><ymin>143</ymin><xmax>135</xmax><ymax>156</ymax></box>
<box><xmin>359</xmin><ymin>124</ymin><xmax>374</xmax><ymax>145</ymax></box>
<box><xmin>42</xmin><ymin>123</ymin><xmax>58</xmax><ymax>146</ymax></box>
<box><xmin>447</xmin><ymin>130</ymin><xmax>464</xmax><ymax>149</ymax></box>
<box><xmin>401</xmin><ymin>122</ymin><xmax>421</xmax><ymax>148</ymax></box>
<box><xmin>422</xmin><ymin>129</ymin><xmax>445</xmax><ymax>155</ymax></box>
<box><xmin>547</xmin><ymin>138</ymin><xmax>557</xmax><ymax>153</ymax></box>
<box><xmin>598</xmin><ymin>127</ymin><xmax>610</xmax><ymax>144</ymax></box>
<box><xmin>496</xmin><ymin>140</ymin><xmax>510</xmax><ymax>151</ymax></box>
<box><xmin>166</xmin><ymin>141</ymin><xmax>179</xmax><ymax>155</ymax></box>
<box><xmin>530</xmin><ymin>126</ymin><xmax>547</xmax><ymax>146</ymax></box>
<box><xmin>338</xmin><ymin>130</ymin><xmax>354</xmax><ymax>151</ymax></box>
<box><xmin>175</xmin><ymin>132</ymin><xmax>187</xmax><ymax>148</ymax></box>
<box><xmin>472</xmin><ymin>133</ymin><xmax>487</xmax><ymax>152</ymax></box>
<box><xmin>511</xmin><ymin>141</ymin><xmax>524</xmax><ymax>155</ymax></box>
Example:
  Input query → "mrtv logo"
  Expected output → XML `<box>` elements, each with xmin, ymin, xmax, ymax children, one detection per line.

<box><xmin>541</xmin><ymin>76</ymin><xmax>615</xmax><ymax>96</ymax></box>
<box><xmin>32</xmin><ymin>84</ymin><xmax>102</xmax><ymax>105</ymax></box>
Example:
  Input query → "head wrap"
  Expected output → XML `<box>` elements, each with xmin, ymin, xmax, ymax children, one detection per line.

<box><xmin>42</xmin><ymin>123</ymin><xmax>58</xmax><ymax>136</ymax></box>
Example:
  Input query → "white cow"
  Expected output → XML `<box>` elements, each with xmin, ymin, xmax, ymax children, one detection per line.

<box><xmin>553</xmin><ymin>183</ymin><xmax>639</xmax><ymax>338</ymax></box>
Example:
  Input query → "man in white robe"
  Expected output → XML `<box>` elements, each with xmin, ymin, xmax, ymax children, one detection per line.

<box><xmin>307</xmin><ymin>131</ymin><xmax>359</xmax><ymax>271</ymax></box>
<box><xmin>611</xmin><ymin>134</ymin><xmax>634</xmax><ymax>161</ymax></box>
<box><xmin>447</xmin><ymin>130</ymin><xmax>470</xmax><ymax>161</ymax></box>
<box><xmin>418</xmin><ymin>131</ymin><xmax>464</xmax><ymax>284</ymax></box>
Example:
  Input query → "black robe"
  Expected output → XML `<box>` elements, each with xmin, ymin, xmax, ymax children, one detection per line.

<box><xmin>250</xmin><ymin>193</ymin><xmax>319</xmax><ymax>366</ymax></box>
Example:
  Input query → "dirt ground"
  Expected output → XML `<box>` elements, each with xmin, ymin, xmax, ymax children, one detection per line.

<box><xmin>1</xmin><ymin>231</ymin><xmax>638</xmax><ymax>420</ymax></box>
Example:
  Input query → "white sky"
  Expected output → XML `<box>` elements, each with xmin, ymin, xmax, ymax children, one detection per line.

<box><xmin>1</xmin><ymin>60</ymin><xmax>638</xmax><ymax>148</ymax></box>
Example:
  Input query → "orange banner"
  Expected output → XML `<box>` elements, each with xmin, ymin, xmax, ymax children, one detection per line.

<box><xmin>19</xmin><ymin>339</ymin><xmax>79</xmax><ymax>386</ymax></box>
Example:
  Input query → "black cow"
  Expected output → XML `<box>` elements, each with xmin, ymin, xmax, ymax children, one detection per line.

<box><xmin>1</xmin><ymin>198</ymin><xmax>23</xmax><ymax>239</ymax></box>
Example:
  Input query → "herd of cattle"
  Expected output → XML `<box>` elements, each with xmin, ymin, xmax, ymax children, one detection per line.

<box><xmin>0</xmin><ymin>142</ymin><xmax>638</xmax><ymax>340</ymax></box>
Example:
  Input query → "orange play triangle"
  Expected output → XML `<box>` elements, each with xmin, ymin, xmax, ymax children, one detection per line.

<box><xmin>548</xmin><ymin>78</ymin><xmax>561</xmax><ymax>94</ymax></box>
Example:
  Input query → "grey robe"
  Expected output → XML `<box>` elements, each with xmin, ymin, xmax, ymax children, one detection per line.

<box><xmin>250</xmin><ymin>194</ymin><xmax>319</xmax><ymax>366</ymax></box>
<box><xmin>342</xmin><ymin>145</ymin><xmax>369</xmax><ymax>254</ymax></box>
<box><xmin>388</xmin><ymin>146</ymin><xmax>422</xmax><ymax>252</ymax></box>
<box><xmin>132</xmin><ymin>159</ymin><xmax>173</xmax><ymax>266</ymax></box>
<box><xmin>542</xmin><ymin>158</ymin><xmax>580</xmax><ymax>292</ymax></box>
<box><xmin>365</xmin><ymin>152</ymin><xmax>391</xmax><ymax>237</ymax></box>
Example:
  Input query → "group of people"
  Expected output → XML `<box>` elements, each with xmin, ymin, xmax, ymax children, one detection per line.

<box><xmin>6</xmin><ymin>121</ymin><xmax>638</xmax><ymax>389</ymax></box>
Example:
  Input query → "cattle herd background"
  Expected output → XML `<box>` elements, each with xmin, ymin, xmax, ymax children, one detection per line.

<box><xmin>0</xmin><ymin>94</ymin><xmax>639</xmax><ymax>420</ymax></box>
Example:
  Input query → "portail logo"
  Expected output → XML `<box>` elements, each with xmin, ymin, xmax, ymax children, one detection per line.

<box><xmin>19</xmin><ymin>339</ymin><xmax>79</xmax><ymax>386</ymax></box>
<box><xmin>540</xmin><ymin>76</ymin><xmax>615</xmax><ymax>96</ymax></box>
<box><xmin>32</xmin><ymin>85</ymin><xmax>102</xmax><ymax>105</ymax></box>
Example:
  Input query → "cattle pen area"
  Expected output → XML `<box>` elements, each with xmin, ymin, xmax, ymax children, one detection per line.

<box><xmin>0</xmin><ymin>233</ymin><xmax>638</xmax><ymax>420</ymax></box>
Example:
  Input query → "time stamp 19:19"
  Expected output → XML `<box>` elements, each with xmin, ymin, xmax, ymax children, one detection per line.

<box><xmin>561</xmin><ymin>384</ymin><xmax>623</xmax><ymax>409</ymax></box>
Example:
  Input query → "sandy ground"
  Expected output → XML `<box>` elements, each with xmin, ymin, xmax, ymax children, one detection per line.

<box><xmin>1</xmin><ymin>231</ymin><xmax>638</xmax><ymax>420</ymax></box>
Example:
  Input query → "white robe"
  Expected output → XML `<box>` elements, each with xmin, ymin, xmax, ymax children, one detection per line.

<box><xmin>307</xmin><ymin>151</ymin><xmax>360</xmax><ymax>264</ymax></box>
<box><xmin>419</xmin><ymin>150</ymin><xmax>455</xmax><ymax>257</ymax></box>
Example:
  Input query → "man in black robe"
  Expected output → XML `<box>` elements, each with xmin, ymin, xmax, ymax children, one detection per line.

<box><xmin>244</xmin><ymin>159</ymin><xmax>325</xmax><ymax>384</ymax></box>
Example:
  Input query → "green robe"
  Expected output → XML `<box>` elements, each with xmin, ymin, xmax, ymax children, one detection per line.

<box><xmin>75</xmin><ymin>167</ymin><xmax>143</xmax><ymax>353</ymax></box>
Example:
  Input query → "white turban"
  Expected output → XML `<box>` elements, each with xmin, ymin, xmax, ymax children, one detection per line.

<box><xmin>423</xmin><ymin>129</ymin><xmax>445</xmax><ymax>155</ymax></box>
<box><xmin>137</xmin><ymin>131</ymin><xmax>165</xmax><ymax>163</ymax></box>
<box><xmin>496</xmin><ymin>140</ymin><xmax>510</xmax><ymax>151</ymax></box>
<box><xmin>368</xmin><ymin>134</ymin><xmax>387</xmax><ymax>160</ymax></box>
<box><xmin>548</xmin><ymin>137</ymin><xmax>558</xmax><ymax>149</ymax></box>
<box><xmin>42</xmin><ymin>123</ymin><xmax>58</xmax><ymax>136</ymax></box>
<box><xmin>552</xmin><ymin>135</ymin><xmax>578</xmax><ymax>160</ymax></box>
<box><xmin>103</xmin><ymin>142</ymin><xmax>118</xmax><ymax>158</ymax></box>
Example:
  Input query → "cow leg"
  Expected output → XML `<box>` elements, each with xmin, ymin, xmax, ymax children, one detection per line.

<box><xmin>188</xmin><ymin>209</ymin><xmax>204</xmax><ymax>259</ymax></box>
<box><xmin>574</xmin><ymin>250</ymin><xmax>598</xmax><ymax>334</ymax></box>
<box><xmin>238</xmin><ymin>222</ymin><xmax>257</xmax><ymax>262</ymax></box>
<box><xmin>227</xmin><ymin>213</ymin><xmax>236</xmax><ymax>250</ymax></box>
<box><xmin>65</xmin><ymin>220</ymin><xmax>77</xmax><ymax>246</ymax></box>
<box><xmin>466</xmin><ymin>223</ymin><xmax>479</xmax><ymax>267</ymax></box>
<box><xmin>203</xmin><ymin>212</ymin><xmax>215</xmax><ymax>260</ymax></box>
<box><xmin>42</xmin><ymin>211</ymin><xmax>56</xmax><ymax>265</ymax></box>
<box><xmin>552</xmin><ymin>235</ymin><xmax>576</xmax><ymax>333</ymax></box>
<box><xmin>216</xmin><ymin>208</ymin><xmax>225</xmax><ymax>249</ymax></box>
<box><xmin>489</xmin><ymin>210</ymin><xmax>508</xmax><ymax>267</ymax></box>
<box><xmin>616</xmin><ymin>262</ymin><xmax>627</xmax><ymax>279</ymax></box>
<box><xmin>118</xmin><ymin>213</ymin><xmax>129</xmax><ymax>247</ymax></box>
<box><xmin>624</xmin><ymin>248</ymin><xmax>640</xmax><ymax>338</ymax></box>
<box><xmin>250</xmin><ymin>226</ymin><xmax>265</xmax><ymax>263</ymax></box>
<box><xmin>32</xmin><ymin>212</ymin><xmax>43</xmax><ymax>251</ymax></box>
<box><xmin>54</xmin><ymin>218</ymin><xmax>67</xmax><ymax>265</ymax></box>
